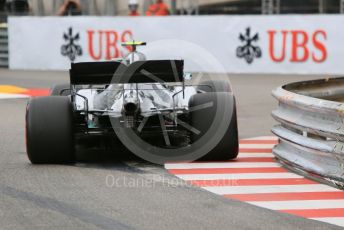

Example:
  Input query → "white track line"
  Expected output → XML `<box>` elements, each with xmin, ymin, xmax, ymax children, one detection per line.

<box><xmin>165</xmin><ymin>162</ymin><xmax>280</xmax><ymax>169</ymax></box>
<box><xmin>238</xmin><ymin>153</ymin><xmax>273</xmax><ymax>158</ymax></box>
<box><xmin>249</xmin><ymin>200</ymin><xmax>344</xmax><ymax>210</ymax></box>
<box><xmin>239</xmin><ymin>144</ymin><xmax>276</xmax><ymax>149</ymax></box>
<box><xmin>238</xmin><ymin>153</ymin><xmax>274</xmax><ymax>156</ymax></box>
<box><xmin>176</xmin><ymin>173</ymin><xmax>303</xmax><ymax>181</ymax></box>
<box><xmin>203</xmin><ymin>184</ymin><xmax>340</xmax><ymax>195</ymax></box>
<box><xmin>312</xmin><ymin>218</ymin><xmax>344</xmax><ymax>227</ymax></box>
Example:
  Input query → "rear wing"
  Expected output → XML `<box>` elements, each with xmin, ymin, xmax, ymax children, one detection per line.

<box><xmin>70</xmin><ymin>60</ymin><xmax>184</xmax><ymax>85</ymax></box>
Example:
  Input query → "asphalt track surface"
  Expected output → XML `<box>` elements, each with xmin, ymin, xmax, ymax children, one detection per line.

<box><xmin>0</xmin><ymin>69</ymin><xmax>342</xmax><ymax>230</ymax></box>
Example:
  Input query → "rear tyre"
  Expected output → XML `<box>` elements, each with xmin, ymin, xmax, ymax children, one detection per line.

<box><xmin>50</xmin><ymin>84</ymin><xmax>71</xmax><ymax>96</ymax></box>
<box><xmin>26</xmin><ymin>96</ymin><xmax>75</xmax><ymax>164</ymax></box>
<box><xmin>197</xmin><ymin>80</ymin><xmax>232</xmax><ymax>93</ymax></box>
<box><xmin>189</xmin><ymin>92</ymin><xmax>239</xmax><ymax>161</ymax></box>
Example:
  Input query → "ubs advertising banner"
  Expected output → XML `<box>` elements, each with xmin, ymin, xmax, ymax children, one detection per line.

<box><xmin>8</xmin><ymin>15</ymin><xmax>344</xmax><ymax>74</ymax></box>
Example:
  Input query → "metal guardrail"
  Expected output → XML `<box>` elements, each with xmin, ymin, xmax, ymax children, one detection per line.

<box><xmin>0</xmin><ymin>23</ymin><xmax>8</xmax><ymax>67</ymax></box>
<box><xmin>272</xmin><ymin>77</ymin><xmax>344</xmax><ymax>189</ymax></box>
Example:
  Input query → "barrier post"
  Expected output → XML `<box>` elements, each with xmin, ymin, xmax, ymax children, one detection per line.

<box><xmin>0</xmin><ymin>23</ymin><xmax>8</xmax><ymax>68</ymax></box>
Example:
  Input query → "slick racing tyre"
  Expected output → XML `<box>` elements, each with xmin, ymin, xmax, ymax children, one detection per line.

<box><xmin>26</xmin><ymin>96</ymin><xmax>75</xmax><ymax>164</ymax></box>
<box><xmin>50</xmin><ymin>84</ymin><xmax>71</xmax><ymax>96</ymax></box>
<box><xmin>189</xmin><ymin>92</ymin><xmax>239</xmax><ymax>161</ymax></box>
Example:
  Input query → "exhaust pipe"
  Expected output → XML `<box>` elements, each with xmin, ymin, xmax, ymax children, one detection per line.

<box><xmin>123</xmin><ymin>97</ymin><xmax>139</xmax><ymax>116</ymax></box>
<box><xmin>122</xmin><ymin>100</ymin><xmax>139</xmax><ymax>128</ymax></box>
<box><xmin>124</xmin><ymin>102</ymin><xmax>138</xmax><ymax>114</ymax></box>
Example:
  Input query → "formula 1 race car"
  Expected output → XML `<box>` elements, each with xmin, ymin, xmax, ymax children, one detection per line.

<box><xmin>26</xmin><ymin>42</ymin><xmax>238</xmax><ymax>164</ymax></box>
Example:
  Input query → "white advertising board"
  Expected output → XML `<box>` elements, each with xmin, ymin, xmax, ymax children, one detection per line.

<box><xmin>8</xmin><ymin>15</ymin><xmax>344</xmax><ymax>74</ymax></box>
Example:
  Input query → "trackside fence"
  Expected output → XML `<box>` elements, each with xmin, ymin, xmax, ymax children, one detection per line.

<box><xmin>272</xmin><ymin>78</ymin><xmax>344</xmax><ymax>189</ymax></box>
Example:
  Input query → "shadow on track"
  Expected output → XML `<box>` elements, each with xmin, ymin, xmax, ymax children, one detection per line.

<box><xmin>74</xmin><ymin>143</ymin><xmax>160</xmax><ymax>173</ymax></box>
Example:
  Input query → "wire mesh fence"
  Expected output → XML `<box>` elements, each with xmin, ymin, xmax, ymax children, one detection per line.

<box><xmin>0</xmin><ymin>0</ymin><xmax>344</xmax><ymax>21</ymax></box>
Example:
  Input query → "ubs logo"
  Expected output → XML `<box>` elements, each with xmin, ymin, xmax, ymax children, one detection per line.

<box><xmin>236</xmin><ymin>27</ymin><xmax>262</xmax><ymax>64</ymax></box>
<box><xmin>61</xmin><ymin>27</ymin><xmax>83</xmax><ymax>61</ymax></box>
